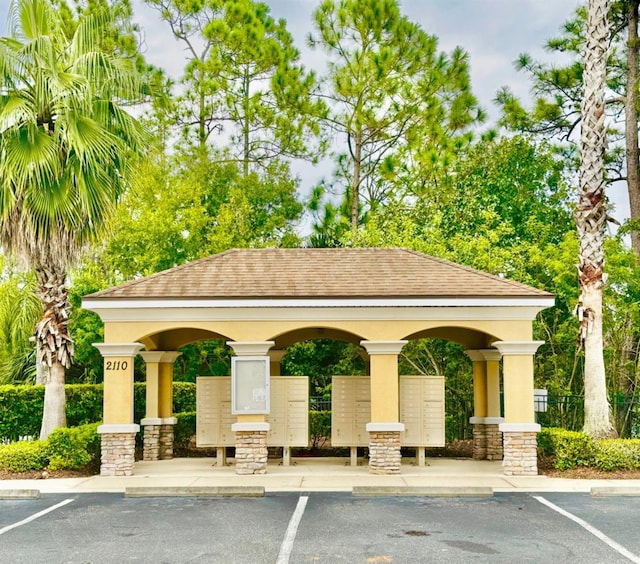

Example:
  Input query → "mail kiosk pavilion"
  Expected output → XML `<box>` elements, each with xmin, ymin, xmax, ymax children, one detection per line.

<box><xmin>82</xmin><ymin>248</ymin><xmax>554</xmax><ymax>477</ymax></box>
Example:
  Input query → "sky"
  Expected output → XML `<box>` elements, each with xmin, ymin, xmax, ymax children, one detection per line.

<box><xmin>4</xmin><ymin>0</ymin><xmax>631</xmax><ymax>224</ymax></box>
<box><xmin>130</xmin><ymin>0</ymin><xmax>582</xmax><ymax>119</ymax></box>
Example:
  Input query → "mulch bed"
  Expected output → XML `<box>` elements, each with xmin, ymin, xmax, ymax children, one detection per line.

<box><xmin>540</xmin><ymin>467</ymin><xmax>640</xmax><ymax>479</ymax></box>
<box><xmin>0</xmin><ymin>469</ymin><xmax>92</xmax><ymax>480</ymax></box>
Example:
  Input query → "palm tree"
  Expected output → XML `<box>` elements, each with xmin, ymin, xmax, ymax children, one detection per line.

<box><xmin>0</xmin><ymin>0</ymin><xmax>148</xmax><ymax>438</ymax></box>
<box><xmin>0</xmin><ymin>266</ymin><xmax>41</xmax><ymax>385</ymax></box>
<box><xmin>577</xmin><ymin>0</ymin><xmax>616</xmax><ymax>438</ymax></box>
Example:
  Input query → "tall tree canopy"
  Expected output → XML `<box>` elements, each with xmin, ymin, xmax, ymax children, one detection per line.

<box><xmin>0</xmin><ymin>0</ymin><xmax>148</xmax><ymax>437</ymax></box>
<box><xmin>309</xmin><ymin>0</ymin><xmax>484</xmax><ymax>231</ymax></box>
<box><xmin>147</xmin><ymin>0</ymin><xmax>325</xmax><ymax>167</ymax></box>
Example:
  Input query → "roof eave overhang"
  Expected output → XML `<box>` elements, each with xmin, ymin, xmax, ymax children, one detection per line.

<box><xmin>82</xmin><ymin>296</ymin><xmax>555</xmax><ymax>309</ymax></box>
<box><xmin>82</xmin><ymin>296</ymin><xmax>555</xmax><ymax>324</ymax></box>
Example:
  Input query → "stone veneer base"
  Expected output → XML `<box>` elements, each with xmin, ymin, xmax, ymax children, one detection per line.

<box><xmin>472</xmin><ymin>424</ymin><xmax>488</xmax><ymax>460</ymax></box>
<box><xmin>369</xmin><ymin>431</ymin><xmax>402</xmax><ymax>475</ymax></box>
<box><xmin>100</xmin><ymin>432</ymin><xmax>137</xmax><ymax>476</ymax></box>
<box><xmin>142</xmin><ymin>425</ymin><xmax>161</xmax><ymax>461</ymax></box>
<box><xmin>159</xmin><ymin>424</ymin><xmax>174</xmax><ymax>460</ymax></box>
<box><xmin>485</xmin><ymin>424</ymin><xmax>503</xmax><ymax>461</ymax></box>
<box><xmin>235</xmin><ymin>430</ymin><xmax>268</xmax><ymax>475</ymax></box>
<box><xmin>502</xmin><ymin>431</ymin><xmax>538</xmax><ymax>476</ymax></box>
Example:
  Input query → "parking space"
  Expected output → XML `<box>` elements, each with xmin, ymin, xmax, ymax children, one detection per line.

<box><xmin>538</xmin><ymin>493</ymin><xmax>640</xmax><ymax>559</ymax></box>
<box><xmin>294</xmin><ymin>493</ymin><xmax>637</xmax><ymax>563</ymax></box>
<box><xmin>0</xmin><ymin>492</ymin><xmax>639</xmax><ymax>563</ymax></box>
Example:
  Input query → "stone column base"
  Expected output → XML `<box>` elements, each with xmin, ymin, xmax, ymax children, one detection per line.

<box><xmin>97</xmin><ymin>424</ymin><xmax>139</xmax><ymax>476</ymax></box>
<box><xmin>472</xmin><ymin>424</ymin><xmax>487</xmax><ymax>460</ymax></box>
<box><xmin>232</xmin><ymin>423</ymin><xmax>269</xmax><ymax>475</ymax></box>
<box><xmin>500</xmin><ymin>423</ymin><xmax>540</xmax><ymax>476</ymax></box>
<box><xmin>159</xmin><ymin>424</ymin><xmax>175</xmax><ymax>460</ymax></box>
<box><xmin>142</xmin><ymin>424</ymin><xmax>161</xmax><ymax>461</ymax></box>
<box><xmin>470</xmin><ymin>417</ymin><xmax>503</xmax><ymax>461</ymax></box>
<box><xmin>486</xmin><ymin>424</ymin><xmax>503</xmax><ymax>461</ymax></box>
<box><xmin>366</xmin><ymin>423</ymin><xmax>404</xmax><ymax>475</ymax></box>
<box><xmin>141</xmin><ymin>417</ymin><xmax>177</xmax><ymax>461</ymax></box>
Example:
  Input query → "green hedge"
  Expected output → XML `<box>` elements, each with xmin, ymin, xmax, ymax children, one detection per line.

<box><xmin>0</xmin><ymin>385</ymin><xmax>46</xmax><ymax>442</ymax></box>
<box><xmin>0</xmin><ymin>423</ymin><xmax>101</xmax><ymax>473</ymax></box>
<box><xmin>538</xmin><ymin>427</ymin><xmax>640</xmax><ymax>471</ymax></box>
<box><xmin>0</xmin><ymin>383</ymin><xmax>197</xmax><ymax>441</ymax></box>
<box><xmin>174</xmin><ymin>412</ymin><xmax>196</xmax><ymax>449</ymax></box>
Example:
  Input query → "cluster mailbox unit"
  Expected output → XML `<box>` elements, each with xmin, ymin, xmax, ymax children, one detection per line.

<box><xmin>331</xmin><ymin>375</ymin><xmax>445</xmax><ymax>466</ymax></box>
<box><xmin>197</xmin><ymin>374</ymin><xmax>444</xmax><ymax>467</ymax></box>
<box><xmin>196</xmin><ymin>376</ymin><xmax>309</xmax><ymax>466</ymax></box>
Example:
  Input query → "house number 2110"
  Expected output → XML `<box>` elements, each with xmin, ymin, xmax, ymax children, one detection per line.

<box><xmin>105</xmin><ymin>360</ymin><xmax>128</xmax><ymax>371</ymax></box>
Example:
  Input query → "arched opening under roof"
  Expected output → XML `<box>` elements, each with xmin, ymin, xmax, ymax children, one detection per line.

<box><xmin>139</xmin><ymin>327</ymin><xmax>232</xmax><ymax>352</ymax></box>
<box><xmin>402</xmin><ymin>326</ymin><xmax>499</xmax><ymax>350</ymax></box>
<box><xmin>399</xmin><ymin>326</ymin><xmax>501</xmax><ymax>444</ymax></box>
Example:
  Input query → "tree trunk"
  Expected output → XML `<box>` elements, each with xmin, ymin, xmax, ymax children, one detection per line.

<box><xmin>581</xmin><ymin>283</ymin><xmax>613</xmax><ymax>436</ymax></box>
<box><xmin>626</xmin><ymin>0</ymin><xmax>640</xmax><ymax>256</ymax></box>
<box><xmin>39</xmin><ymin>359</ymin><xmax>66</xmax><ymax>439</ymax></box>
<box><xmin>351</xmin><ymin>131</ymin><xmax>362</xmax><ymax>229</ymax></box>
<box><xmin>35</xmin><ymin>341</ymin><xmax>49</xmax><ymax>386</ymax></box>
<box><xmin>578</xmin><ymin>0</ymin><xmax>617</xmax><ymax>438</ymax></box>
<box><xmin>243</xmin><ymin>64</ymin><xmax>250</xmax><ymax>178</ymax></box>
<box><xmin>34</xmin><ymin>264</ymin><xmax>73</xmax><ymax>440</ymax></box>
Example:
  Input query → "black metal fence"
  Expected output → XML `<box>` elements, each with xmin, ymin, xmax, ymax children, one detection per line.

<box><xmin>536</xmin><ymin>394</ymin><xmax>640</xmax><ymax>438</ymax></box>
<box><xmin>310</xmin><ymin>396</ymin><xmax>331</xmax><ymax>411</ymax></box>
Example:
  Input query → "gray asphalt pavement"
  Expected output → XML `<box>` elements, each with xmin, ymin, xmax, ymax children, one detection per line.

<box><xmin>1</xmin><ymin>492</ymin><xmax>639</xmax><ymax>564</ymax></box>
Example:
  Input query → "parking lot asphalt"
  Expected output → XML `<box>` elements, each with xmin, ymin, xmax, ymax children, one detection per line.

<box><xmin>1</xmin><ymin>492</ymin><xmax>640</xmax><ymax>564</ymax></box>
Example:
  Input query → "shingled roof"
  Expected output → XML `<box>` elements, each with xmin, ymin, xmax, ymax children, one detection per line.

<box><xmin>84</xmin><ymin>248</ymin><xmax>553</xmax><ymax>301</ymax></box>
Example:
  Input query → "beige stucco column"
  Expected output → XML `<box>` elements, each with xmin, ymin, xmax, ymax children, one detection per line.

<box><xmin>466</xmin><ymin>349</ymin><xmax>504</xmax><ymax>461</ymax></box>
<box><xmin>466</xmin><ymin>350</ymin><xmax>488</xmax><ymax>460</ymax></box>
<box><xmin>227</xmin><ymin>341</ymin><xmax>274</xmax><ymax>475</ymax></box>
<box><xmin>93</xmin><ymin>342</ymin><xmax>144</xmax><ymax>476</ymax></box>
<box><xmin>140</xmin><ymin>351</ymin><xmax>181</xmax><ymax>461</ymax></box>
<box><xmin>269</xmin><ymin>350</ymin><xmax>286</xmax><ymax>376</ymax></box>
<box><xmin>361</xmin><ymin>340</ymin><xmax>407</xmax><ymax>475</ymax></box>
<box><xmin>481</xmin><ymin>349</ymin><xmax>504</xmax><ymax>460</ymax></box>
<box><xmin>493</xmin><ymin>340</ymin><xmax>544</xmax><ymax>476</ymax></box>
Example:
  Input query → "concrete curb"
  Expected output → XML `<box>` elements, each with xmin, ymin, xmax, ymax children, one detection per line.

<box><xmin>124</xmin><ymin>486</ymin><xmax>265</xmax><ymax>498</ymax></box>
<box><xmin>352</xmin><ymin>486</ymin><xmax>493</xmax><ymax>497</ymax></box>
<box><xmin>0</xmin><ymin>489</ymin><xmax>41</xmax><ymax>500</ymax></box>
<box><xmin>591</xmin><ymin>486</ymin><xmax>640</xmax><ymax>497</ymax></box>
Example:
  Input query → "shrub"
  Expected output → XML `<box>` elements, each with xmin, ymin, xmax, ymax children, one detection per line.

<box><xmin>174</xmin><ymin>412</ymin><xmax>196</xmax><ymax>449</ymax></box>
<box><xmin>309</xmin><ymin>410</ymin><xmax>331</xmax><ymax>448</ymax></box>
<box><xmin>47</xmin><ymin>423</ymin><xmax>101</xmax><ymax>471</ymax></box>
<box><xmin>538</xmin><ymin>427</ymin><xmax>595</xmax><ymax>470</ymax></box>
<box><xmin>593</xmin><ymin>439</ymin><xmax>640</xmax><ymax>471</ymax></box>
<box><xmin>0</xmin><ymin>440</ymin><xmax>49</xmax><ymax>473</ymax></box>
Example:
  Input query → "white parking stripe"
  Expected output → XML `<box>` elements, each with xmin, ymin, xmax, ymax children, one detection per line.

<box><xmin>533</xmin><ymin>495</ymin><xmax>640</xmax><ymax>564</ymax></box>
<box><xmin>276</xmin><ymin>495</ymin><xmax>308</xmax><ymax>564</ymax></box>
<box><xmin>0</xmin><ymin>498</ymin><xmax>74</xmax><ymax>536</ymax></box>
